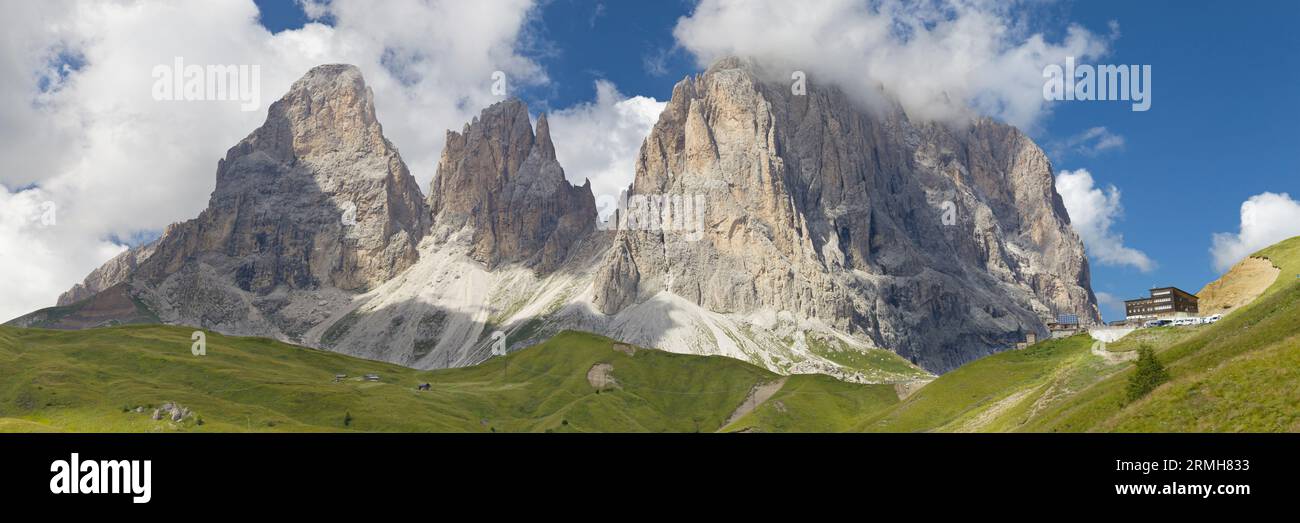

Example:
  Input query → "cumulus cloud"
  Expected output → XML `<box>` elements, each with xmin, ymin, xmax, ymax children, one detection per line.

<box><xmin>0</xmin><ymin>186</ymin><xmax>128</xmax><ymax>321</ymax></box>
<box><xmin>0</xmin><ymin>0</ymin><xmax>545</xmax><ymax>320</ymax></box>
<box><xmin>547</xmin><ymin>80</ymin><xmax>665</xmax><ymax>216</ymax></box>
<box><xmin>1211</xmin><ymin>192</ymin><xmax>1300</xmax><ymax>272</ymax></box>
<box><xmin>1054</xmin><ymin>169</ymin><xmax>1155</xmax><ymax>272</ymax></box>
<box><xmin>672</xmin><ymin>0</ymin><xmax>1110</xmax><ymax>128</ymax></box>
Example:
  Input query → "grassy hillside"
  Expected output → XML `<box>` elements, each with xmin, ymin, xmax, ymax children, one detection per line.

<box><xmin>850</xmin><ymin>236</ymin><xmax>1300</xmax><ymax>433</ymax></box>
<box><xmin>3</xmin><ymin>237</ymin><xmax>1296</xmax><ymax>433</ymax></box>
<box><xmin>857</xmin><ymin>335</ymin><xmax>1106</xmax><ymax>432</ymax></box>
<box><xmin>1024</xmin><ymin>237</ymin><xmax>1300</xmax><ymax>432</ymax></box>
<box><xmin>0</xmin><ymin>325</ymin><xmax>800</xmax><ymax>432</ymax></box>
<box><xmin>721</xmin><ymin>374</ymin><xmax>899</xmax><ymax>432</ymax></box>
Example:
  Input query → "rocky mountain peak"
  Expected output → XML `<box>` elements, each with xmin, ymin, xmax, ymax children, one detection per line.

<box><xmin>45</xmin><ymin>58</ymin><xmax>1099</xmax><ymax>379</ymax></box>
<box><xmin>593</xmin><ymin>57</ymin><xmax>1098</xmax><ymax>372</ymax></box>
<box><xmin>225</xmin><ymin>64</ymin><xmax>383</xmax><ymax>167</ymax></box>
<box><xmin>57</xmin><ymin>63</ymin><xmax>429</xmax><ymax>341</ymax></box>
<box><xmin>428</xmin><ymin>98</ymin><xmax>595</xmax><ymax>270</ymax></box>
<box><xmin>534</xmin><ymin>112</ymin><xmax>557</xmax><ymax>161</ymax></box>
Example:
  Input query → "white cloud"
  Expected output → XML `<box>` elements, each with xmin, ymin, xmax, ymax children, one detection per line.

<box><xmin>0</xmin><ymin>186</ymin><xmax>127</xmax><ymax>321</ymax></box>
<box><xmin>1211</xmin><ymin>192</ymin><xmax>1300</xmax><ymax>272</ymax></box>
<box><xmin>1054</xmin><ymin>169</ymin><xmax>1155</xmax><ymax>272</ymax></box>
<box><xmin>1051</xmin><ymin>126</ymin><xmax>1125</xmax><ymax>158</ymax></box>
<box><xmin>548</xmin><ymin>80</ymin><xmax>665</xmax><ymax>216</ymax></box>
<box><xmin>0</xmin><ymin>0</ymin><xmax>545</xmax><ymax>320</ymax></box>
<box><xmin>672</xmin><ymin>0</ymin><xmax>1110</xmax><ymax>129</ymax></box>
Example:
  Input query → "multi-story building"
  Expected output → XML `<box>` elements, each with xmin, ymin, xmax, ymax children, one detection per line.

<box><xmin>1124</xmin><ymin>287</ymin><xmax>1199</xmax><ymax>321</ymax></box>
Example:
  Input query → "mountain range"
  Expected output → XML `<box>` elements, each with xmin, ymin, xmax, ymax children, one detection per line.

<box><xmin>9</xmin><ymin>58</ymin><xmax>1100</xmax><ymax>379</ymax></box>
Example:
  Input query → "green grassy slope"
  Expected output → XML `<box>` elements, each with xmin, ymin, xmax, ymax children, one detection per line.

<box><xmin>721</xmin><ymin>374</ymin><xmax>899</xmax><ymax>432</ymax></box>
<box><xmin>854</xmin><ymin>236</ymin><xmax>1300</xmax><ymax>433</ymax></box>
<box><xmin>2</xmin><ymin>238</ymin><xmax>1295</xmax><ymax>433</ymax></box>
<box><xmin>857</xmin><ymin>335</ymin><xmax>1101</xmax><ymax>432</ymax></box>
<box><xmin>0</xmin><ymin>325</ymin><xmax>788</xmax><ymax>432</ymax></box>
<box><xmin>1021</xmin><ymin>237</ymin><xmax>1300</xmax><ymax>432</ymax></box>
<box><xmin>801</xmin><ymin>334</ymin><xmax>931</xmax><ymax>382</ymax></box>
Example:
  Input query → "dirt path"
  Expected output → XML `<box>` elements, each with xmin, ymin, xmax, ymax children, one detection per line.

<box><xmin>951</xmin><ymin>388</ymin><xmax>1034</xmax><ymax>433</ymax></box>
<box><xmin>720</xmin><ymin>377</ymin><xmax>788</xmax><ymax>429</ymax></box>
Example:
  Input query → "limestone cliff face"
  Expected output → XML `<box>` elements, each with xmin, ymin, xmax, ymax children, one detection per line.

<box><xmin>54</xmin><ymin>64</ymin><xmax>430</xmax><ymax>340</ymax></box>
<box><xmin>57</xmin><ymin>242</ymin><xmax>157</xmax><ymax>306</ymax></box>
<box><xmin>428</xmin><ymin>99</ymin><xmax>596</xmax><ymax>271</ymax></box>
<box><xmin>49</xmin><ymin>59</ymin><xmax>1098</xmax><ymax>377</ymax></box>
<box><xmin>135</xmin><ymin>64</ymin><xmax>428</xmax><ymax>294</ymax></box>
<box><xmin>592</xmin><ymin>58</ymin><xmax>1098</xmax><ymax>371</ymax></box>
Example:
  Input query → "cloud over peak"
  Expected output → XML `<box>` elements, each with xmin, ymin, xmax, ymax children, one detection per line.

<box><xmin>548</xmin><ymin>80</ymin><xmax>666</xmax><ymax>210</ymax></box>
<box><xmin>0</xmin><ymin>0</ymin><xmax>546</xmax><ymax>320</ymax></box>
<box><xmin>673</xmin><ymin>0</ymin><xmax>1111</xmax><ymax>129</ymax></box>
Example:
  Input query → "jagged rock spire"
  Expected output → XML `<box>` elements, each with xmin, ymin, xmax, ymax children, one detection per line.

<box><xmin>63</xmin><ymin>63</ymin><xmax>430</xmax><ymax>315</ymax></box>
<box><xmin>428</xmin><ymin>98</ymin><xmax>595</xmax><ymax>270</ymax></box>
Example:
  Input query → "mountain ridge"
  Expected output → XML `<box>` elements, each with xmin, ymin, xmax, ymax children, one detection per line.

<box><xmin>26</xmin><ymin>58</ymin><xmax>1097</xmax><ymax>378</ymax></box>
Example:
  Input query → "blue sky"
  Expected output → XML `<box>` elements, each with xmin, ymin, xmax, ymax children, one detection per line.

<box><xmin>1045</xmin><ymin>0</ymin><xmax>1300</xmax><ymax>317</ymax></box>
<box><xmin>154</xmin><ymin>1</ymin><xmax>1300</xmax><ymax>319</ymax></box>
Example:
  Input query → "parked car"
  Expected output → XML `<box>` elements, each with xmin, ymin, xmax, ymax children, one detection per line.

<box><xmin>1202</xmin><ymin>314</ymin><xmax>1223</xmax><ymax>324</ymax></box>
<box><xmin>1143</xmin><ymin>319</ymin><xmax>1173</xmax><ymax>328</ymax></box>
<box><xmin>1172</xmin><ymin>318</ymin><xmax>1201</xmax><ymax>326</ymax></box>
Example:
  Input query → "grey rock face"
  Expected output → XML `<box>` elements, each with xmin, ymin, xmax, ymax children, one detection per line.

<box><xmin>58</xmin><ymin>242</ymin><xmax>157</xmax><ymax>306</ymax></box>
<box><xmin>52</xmin><ymin>58</ymin><xmax>1098</xmax><ymax>377</ymax></box>
<box><xmin>591</xmin><ymin>58</ymin><xmax>1098</xmax><ymax>372</ymax></box>
<box><xmin>138</xmin><ymin>64</ymin><xmax>428</xmax><ymax>294</ymax></box>
<box><xmin>55</xmin><ymin>64</ymin><xmax>429</xmax><ymax>340</ymax></box>
<box><xmin>428</xmin><ymin>99</ymin><xmax>596</xmax><ymax>271</ymax></box>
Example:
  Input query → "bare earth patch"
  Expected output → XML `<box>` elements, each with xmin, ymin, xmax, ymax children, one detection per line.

<box><xmin>721</xmin><ymin>377</ymin><xmax>788</xmax><ymax>429</ymax></box>
<box><xmin>893</xmin><ymin>378</ymin><xmax>934</xmax><ymax>400</ymax></box>
<box><xmin>1197</xmin><ymin>256</ymin><xmax>1281</xmax><ymax>316</ymax></box>
<box><xmin>586</xmin><ymin>363</ymin><xmax>618</xmax><ymax>390</ymax></box>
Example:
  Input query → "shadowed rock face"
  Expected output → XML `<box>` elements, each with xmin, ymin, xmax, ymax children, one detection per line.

<box><xmin>139</xmin><ymin>64</ymin><xmax>429</xmax><ymax>293</ymax></box>
<box><xmin>428</xmin><ymin>99</ymin><xmax>596</xmax><ymax>271</ymax></box>
<box><xmin>58</xmin><ymin>243</ymin><xmax>156</xmax><ymax>306</ymax></box>
<box><xmin>49</xmin><ymin>64</ymin><xmax>430</xmax><ymax>340</ymax></box>
<box><xmin>592</xmin><ymin>57</ymin><xmax>1098</xmax><ymax>372</ymax></box>
<box><xmin>64</xmin><ymin>64</ymin><xmax>429</xmax><ymax>303</ymax></box>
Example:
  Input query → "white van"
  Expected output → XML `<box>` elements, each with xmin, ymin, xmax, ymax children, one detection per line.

<box><xmin>1202</xmin><ymin>314</ymin><xmax>1223</xmax><ymax>324</ymax></box>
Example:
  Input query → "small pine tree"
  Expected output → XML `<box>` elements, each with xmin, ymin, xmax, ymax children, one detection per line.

<box><xmin>1126</xmin><ymin>346</ymin><xmax>1169</xmax><ymax>403</ymax></box>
